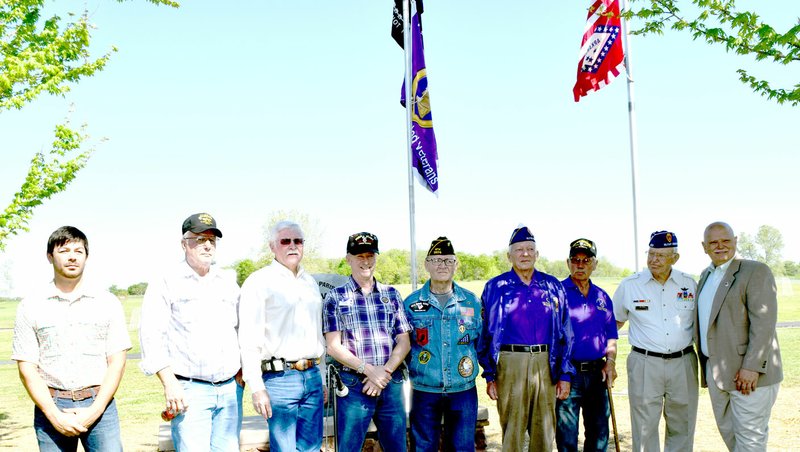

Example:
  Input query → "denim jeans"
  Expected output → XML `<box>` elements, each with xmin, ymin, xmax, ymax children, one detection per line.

<box><xmin>410</xmin><ymin>387</ymin><xmax>477</xmax><ymax>452</ymax></box>
<box><xmin>555</xmin><ymin>368</ymin><xmax>610</xmax><ymax>452</ymax></box>
<box><xmin>34</xmin><ymin>397</ymin><xmax>122</xmax><ymax>452</ymax></box>
<box><xmin>262</xmin><ymin>366</ymin><xmax>323</xmax><ymax>452</ymax></box>
<box><xmin>171</xmin><ymin>377</ymin><xmax>244</xmax><ymax>452</ymax></box>
<box><xmin>336</xmin><ymin>369</ymin><xmax>407</xmax><ymax>452</ymax></box>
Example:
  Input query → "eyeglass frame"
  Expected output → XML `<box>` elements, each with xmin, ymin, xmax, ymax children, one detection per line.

<box><xmin>426</xmin><ymin>257</ymin><xmax>457</xmax><ymax>267</ymax></box>
<box><xmin>278</xmin><ymin>238</ymin><xmax>305</xmax><ymax>246</ymax></box>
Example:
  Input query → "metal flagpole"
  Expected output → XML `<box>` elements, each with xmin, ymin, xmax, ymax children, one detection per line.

<box><xmin>403</xmin><ymin>0</ymin><xmax>419</xmax><ymax>290</ymax></box>
<box><xmin>620</xmin><ymin>0</ymin><xmax>641</xmax><ymax>271</ymax></box>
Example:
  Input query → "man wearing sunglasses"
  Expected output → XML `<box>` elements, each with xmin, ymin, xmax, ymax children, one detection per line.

<box><xmin>139</xmin><ymin>213</ymin><xmax>244</xmax><ymax>451</ymax></box>
<box><xmin>324</xmin><ymin>232</ymin><xmax>412</xmax><ymax>452</ymax></box>
<box><xmin>556</xmin><ymin>238</ymin><xmax>618</xmax><ymax>452</ymax></box>
<box><xmin>613</xmin><ymin>230</ymin><xmax>698</xmax><ymax>452</ymax></box>
<box><xmin>403</xmin><ymin>237</ymin><xmax>482</xmax><ymax>452</ymax></box>
<box><xmin>239</xmin><ymin>220</ymin><xmax>325</xmax><ymax>452</ymax></box>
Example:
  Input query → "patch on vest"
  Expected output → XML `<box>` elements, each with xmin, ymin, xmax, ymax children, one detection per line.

<box><xmin>458</xmin><ymin>356</ymin><xmax>474</xmax><ymax>377</ymax></box>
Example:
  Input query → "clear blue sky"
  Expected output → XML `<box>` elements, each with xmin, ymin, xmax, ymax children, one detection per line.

<box><xmin>1</xmin><ymin>0</ymin><xmax>798</xmax><ymax>295</ymax></box>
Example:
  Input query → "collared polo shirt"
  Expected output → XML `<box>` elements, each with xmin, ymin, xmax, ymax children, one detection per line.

<box><xmin>561</xmin><ymin>277</ymin><xmax>618</xmax><ymax>362</ymax></box>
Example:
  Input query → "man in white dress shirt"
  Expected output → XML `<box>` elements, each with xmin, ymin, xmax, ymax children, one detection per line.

<box><xmin>613</xmin><ymin>230</ymin><xmax>698</xmax><ymax>452</ymax></box>
<box><xmin>139</xmin><ymin>213</ymin><xmax>243</xmax><ymax>452</ymax></box>
<box><xmin>239</xmin><ymin>220</ymin><xmax>325</xmax><ymax>452</ymax></box>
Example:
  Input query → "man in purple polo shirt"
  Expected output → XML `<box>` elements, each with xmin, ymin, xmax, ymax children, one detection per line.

<box><xmin>556</xmin><ymin>238</ymin><xmax>618</xmax><ymax>452</ymax></box>
<box><xmin>477</xmin><ymin>226</ymin><xmax>575</xmax><ymax>452</ymax></box>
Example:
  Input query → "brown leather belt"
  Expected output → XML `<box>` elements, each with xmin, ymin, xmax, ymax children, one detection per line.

<box><xmin>262</xmin><ymin>357</ymin><xmax>320</xmax><ymax>373</ymax></box>
<box><xmin>49</xmin><ymin>386</ymin><xmax>100</xmax><ymax>401</ymax></box>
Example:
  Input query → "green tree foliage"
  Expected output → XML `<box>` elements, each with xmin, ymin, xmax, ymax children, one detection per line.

<box><xmin>736</xmin><ymin>225</ymin><xmax>785</xmax><ymax>275</ymax></box>
<box><xmin>628</xmin><ymin>0</ymin><xmax>800</xmax><ymax>105</ymax></box>
<box><xmin>783</xmin><ymin>260</ymin><xmax>799</xmax><ymax>277</ymax></box>
<box><xmin>108</xmin><ymin>284</ymin><xmax>128</xmax><ymax>297</ymax></box>
<box><xmin>0</xmin><ymin>0</ymin><xmax>178</xmax><ymax>250</ymax></box>
<box><xmin>126</xmin><ymin>282</ymin><xmax>148</xmax><ymax>296</ymax></box>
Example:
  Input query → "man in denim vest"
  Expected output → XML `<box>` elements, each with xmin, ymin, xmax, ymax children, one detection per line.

<box><xmin>404</xmin><ymin>237</ymin><xmax>482</xmax><ymax>452</ymax></box>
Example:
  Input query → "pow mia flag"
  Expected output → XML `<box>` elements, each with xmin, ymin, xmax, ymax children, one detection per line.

<box><xmin>391</xmin><ymin>0</ymin><xmax>425</xmax><ymax>48</ymax></box>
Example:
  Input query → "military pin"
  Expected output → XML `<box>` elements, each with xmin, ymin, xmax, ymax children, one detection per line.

<box><xmin>459</xmin><ymin>325</ymin><xmax>466</xmax><ymax>334</ymax></box>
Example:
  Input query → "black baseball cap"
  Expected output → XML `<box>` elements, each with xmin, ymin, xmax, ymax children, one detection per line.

<box><xmin>569</xmin><ymin>238</ymin><xmax>597</xmax><ymax>258</ymax></box>
<box><xmin>182</xmin><ymin>213</ymin><xmax>222</xmax><ymax>238</ymax></box>
<box><xmin>346</xmin><ymin>232</ymin><xmax>379</xmax><ymax>255</ymax></box>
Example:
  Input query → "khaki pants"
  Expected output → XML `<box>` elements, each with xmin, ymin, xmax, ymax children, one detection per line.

<box><xmin>627</xmin><ymin>350</ymin><xmax>698</xmax><ymax>452</ymax></box>
<box><xmin>706</xmin><ymin>362</ymin><xmax>780</xmax><ymax>452</ymax></box>
<box><xmin>496</xmin><ymin>350</ymin><xmax>555</xmax><ymax>452</ymax></box>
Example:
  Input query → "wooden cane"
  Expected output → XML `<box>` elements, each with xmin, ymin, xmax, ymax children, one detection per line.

<box><xmin>607</xmin><ymin>385</ymin><xmax>621</xmax><ymax>452</ymax></box>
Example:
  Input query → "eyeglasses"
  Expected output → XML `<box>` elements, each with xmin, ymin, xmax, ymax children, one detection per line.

<box><xmin>569</xmin><ymin>257</ymin><xmax>593</xmax><ymax>265</ymax></box>
<box><xmin>426</xmin><ymin>257</ymin><xmax>456</xmax><ymax>267</ymax></box>
<box><xmin>279</xmin><ymin>238</ymin><xmax>304</xmax><ymax>246</ymax></box>
<box><xmin>647</xmin><ymin>251</ymin><xmax>675</xmax><ymax>261</ymax></box>
<box><xmin>186</xmin><ymin>236</ymin><xmax>217</xmax><ymax>246</ymax></box>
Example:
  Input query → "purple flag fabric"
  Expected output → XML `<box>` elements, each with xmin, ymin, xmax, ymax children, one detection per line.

<box><xmin>400</xmin><ymin>1</ymin><xmax>438</xmax><ymax>194</ymax></box>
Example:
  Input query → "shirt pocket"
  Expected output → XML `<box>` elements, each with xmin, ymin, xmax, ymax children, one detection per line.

<box><xmin>171</xmin><ymin>297</ymin><xmax>198</xmax><ymax>325</ymax></box>
<box><xmin>337</xmin><ymin>305</ymin><xmax>358</xmax><ymax>331</ymax></box>
<box><xmin>411</xmin><ymin>318</ymin><xmax>433</xmax><ymax>346</ymax></box>
<box><xmin>36</xmin><ymin>325</ymin><xmax>60</xmax><ymax>360</ymax></box>
<box><xmin>77</xmin><ymin>320</ymin><xmax>110</xmax><ymax>357</ymax></box>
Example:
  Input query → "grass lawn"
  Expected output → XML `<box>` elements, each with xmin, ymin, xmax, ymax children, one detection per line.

<box><xmin>1</xmin><ymin>278</ymin><xmax>798</xmax><ymax>450</ymax></box>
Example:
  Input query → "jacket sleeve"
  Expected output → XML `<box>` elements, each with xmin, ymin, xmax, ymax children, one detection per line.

<box><xmin>477</xmin><ymin>282</ymin><xmax>496</xmax><ymax>382</ymax></box>
<box><xmin>742</xmin><ymin>262</ymin><xmax>778</xmax><ymax>374</ymax></box>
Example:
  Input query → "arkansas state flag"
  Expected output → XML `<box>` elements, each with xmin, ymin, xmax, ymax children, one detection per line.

<box><xmin>400</xmin><ymin>0</ymin><xmax>439</xmax><ymax>194</ymax></box>
<box><xmin>573</xmin><ymin>0</ymin><xmax>625</xmax><ymax>102</ymax></box>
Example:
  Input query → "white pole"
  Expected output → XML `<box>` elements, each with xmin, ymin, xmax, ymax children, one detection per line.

<box><xmin>620</xmin><ymin>0</ymin><xmax>641</xmax><ymax>271</ymax></box>
<box><xmin>403</xmin><ymin>0</ymin><xmax>419</xmax><ymax>290</ymax></box>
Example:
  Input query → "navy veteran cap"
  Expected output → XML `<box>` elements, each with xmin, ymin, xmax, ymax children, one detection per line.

<box><xmin>347</xmin><ymin>232</ymin><xmax>379</xmax><ymax>255</ymax></box>
<box><xmin>649</xmin><ymin>230</ymin><xmax>677</xmax><ymax>248</ymax></box>
<box><xmin>509</xmin><ymin>226</ymin><xmax>535</xmax><ymax>245</ymax></box>
<box><xmin>182</xmin><ymin>213</ymin><xmax>222</xmax><ymax>238</ymax></box>
<box><xmin>569</xmin><ymin>238</ymin><xmax>597</xmax><ymax>257</ymax></box>
<box><xmin>427</xmin><ymin>236</ymin><xmax>455</xmax><ymax>256</ymax></box>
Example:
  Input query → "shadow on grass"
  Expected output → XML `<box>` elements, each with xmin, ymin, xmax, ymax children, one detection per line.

<box><xmin>0</xmin><ymin>410</ymin><xmax>28</xmax><ymax>443</ymax></box>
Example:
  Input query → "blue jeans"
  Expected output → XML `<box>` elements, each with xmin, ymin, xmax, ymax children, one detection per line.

<box><xmin>336</xmin><ymin>369</ymin><xmax>407</xmax><ymax>452</ymax></box>
<box><xmin>171</xmin><ymin>377</ymin><xmax>243</xmax><ymax>452</ymax></box>
<box><xmin>262</xmin><ymin>366</ymin><xmax>323</xmax><ymax>452</ymax></box>
<box><xmin>34</xmin><ymin>397</ymin><xmax>122</xmax><ymax>452</ymax></box>
<box><xmin>555</xmin><ymin>368</ymin><xmax>610</xmax><ymax>452</ymax></box>
<box><xmin>410</xmin><ymin>387</ymin><xmax>477</xmax><ymax>452</ymax></box>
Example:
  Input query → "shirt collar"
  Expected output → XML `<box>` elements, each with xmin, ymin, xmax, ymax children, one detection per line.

<box><xmin>46</xmin><ymin>279</ymin><xmax>96</xmax><ymax>302</ymax></box>
<box><xmin>348</xmin><ymin>275</ymin><xmax>377</xmax><ymax>294</ymax></box>
<box><xmin>269</xmin><ymin>260</ymin><xmax>306</xmax><ymax>279</ymax></box>
<box><xmin>708</xmin><ymin>257</ymin><xmax>733</xmax><ymax>275</ymax></box>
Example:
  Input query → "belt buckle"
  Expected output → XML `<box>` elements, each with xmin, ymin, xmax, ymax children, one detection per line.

<box><xmin>70</xmin><ymin>389</ymin><xmax>84</xmax><ymax>401</ymax></box>
<box><xmin>579</xmin><ymin>362</ymin><xmax>590</xmax><ymax>372</ymax></box>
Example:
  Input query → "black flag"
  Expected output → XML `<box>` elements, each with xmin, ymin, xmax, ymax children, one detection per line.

<box><xmin>392</xmin><ymin>0</ymin><xmax>424</xmax><ymax>48</ymax></box>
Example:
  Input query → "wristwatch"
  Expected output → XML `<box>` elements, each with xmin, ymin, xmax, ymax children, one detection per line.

<box><xmin>356</xmin><ymin>361</ymin><xmax>366</xmax><ymax>374</ymax></box>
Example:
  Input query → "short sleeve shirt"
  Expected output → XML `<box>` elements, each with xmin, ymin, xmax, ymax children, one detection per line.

<box><xmin>12</xmin><ymin>282</ymin><xmax>131</xmax><ymax>390</ymax></box>
<box><xmin>613</xmin><ymin>268</ymin><xmax>697</xmax><ymax>353</ymax></box>
<box><xmin>323</xmin><ymin>276</ymin><xmax>412</xmax><ymax>366</ymax></box>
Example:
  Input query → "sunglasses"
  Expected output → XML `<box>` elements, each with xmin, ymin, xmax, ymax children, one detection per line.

<box><xmin>569</xmin><ymin>257</ymin><xmax>593</xmax><ymax>265</ymax></box>
<box><xmin>279</xmin><ymin>238</ymin><xmax>304</xmax><ymax>246</ymax></box>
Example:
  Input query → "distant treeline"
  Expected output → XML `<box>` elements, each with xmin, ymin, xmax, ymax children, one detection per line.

<box><xmin>230</xmin><ymin>249</ymin><xmax>635</xmax><ymax>287</ymax></box>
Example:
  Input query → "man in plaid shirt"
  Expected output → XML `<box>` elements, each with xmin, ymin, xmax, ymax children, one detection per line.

<box><xmin>323</xmin><ymin>232</ymin><xmax>412</xmax><ymax>452</ymax></box>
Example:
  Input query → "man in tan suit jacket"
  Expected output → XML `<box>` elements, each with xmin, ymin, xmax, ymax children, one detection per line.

<box><xmin>696</xmin><ymin>221</ymin><xmax>782</xmax><ymax>452</ymax></box>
